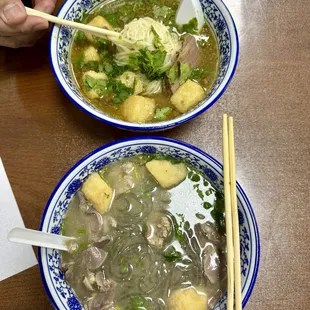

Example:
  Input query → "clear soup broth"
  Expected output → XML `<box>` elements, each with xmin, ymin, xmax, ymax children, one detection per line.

<box><xmin>61</xmin><ymin>155</ymin><xmax>226</xmax><ymax>310</ymax></box>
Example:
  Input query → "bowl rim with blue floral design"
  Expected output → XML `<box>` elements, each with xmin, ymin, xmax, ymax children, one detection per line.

<box><xmin>38</xmin><ymin>136</ymin><xmax>260</xmax><ymax>310</ymax></box>
<box><xmin>49</xmin><ymin>0</ymin><xmax>239</xmax><ymax>131</ymax></box>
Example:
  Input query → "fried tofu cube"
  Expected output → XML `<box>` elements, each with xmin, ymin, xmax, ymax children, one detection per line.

<box><xmin>145</xmin><ymin>160</ymin><xmax>187</xmax><ymax>189</ymax></box>
<box><xmin>121</xmin><ymin>95</ymin><xmax>155</xmax><ymax>123</ymax></box>
<box><xmin>84</xmin><ymin>46</ymin><xmax>100</xmax><ymax>63</ymax></box>
<box><xmin>81</xmin><ymin>173</ymin><xmax>113</xmax><ymax>214</ymax></box>
<box><xmin>86</xmin><ymin>16</ymin><xmax>112</xmax><ymax>41</ymax></box>
<box><xmin>170</xmin><ymin>80</ymin><xmax>205</xmax><ymax>113</ymax></box>
<box><xmin>167</xmin><ymin>287</ymin><xmax>208</xmax><ymax>310</ymax></box>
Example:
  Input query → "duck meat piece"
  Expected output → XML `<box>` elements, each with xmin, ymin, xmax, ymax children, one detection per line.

<box><xmin>170</xmin><ymin>79</ymin><xmax>180</xmax><ymax>94</ymax></box>
<box><xmin>86</xmin><ymin>208</ymin><xmax>103</xmax><ymax>233</ymax></box>
<box><xmin>202</xmin><ymin>244</ymin><xmax>220</xmax><ymax>284</ymax></box>
<box><xmin>82</xmin><ymin>247</ymin><xmax>107</xmax><ymax>270</ymax></box>
<box><xmin>78</xmin><ymin>191</ymin><xmax>89</xmax><ymax>213</ymax></box>
<box><xmin>145</xmin><ymin>212</ymin><xmax>171</xmax><ymax>249</ymax></box>
<box><xmin>178</xmin><ymin>34</ymin><xmax>200</xmax><ymax>68</ymax></box>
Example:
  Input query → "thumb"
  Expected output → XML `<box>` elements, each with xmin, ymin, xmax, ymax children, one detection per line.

<box><xmin>0</xmin><ymin>0</ymin><xmax>27</xmax><ymax>25</ymax></box>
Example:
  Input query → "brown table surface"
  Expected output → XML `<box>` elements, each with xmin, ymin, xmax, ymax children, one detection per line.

<box><xmin>1</xmin><ymin>0</ymin><xmax>309</xmax><ymax>309</ymax></box>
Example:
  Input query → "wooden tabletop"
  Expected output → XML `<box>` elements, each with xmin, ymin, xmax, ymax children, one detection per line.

<box><xmin>0</xmin><ymin>1</ymin><xmax>309</xmax><ymax>309</ymax></box>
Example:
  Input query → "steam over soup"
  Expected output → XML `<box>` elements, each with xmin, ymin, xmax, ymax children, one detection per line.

<box><xmin>61</xmin><ymin>155</ymin><xmax>227</xmax><ymax>310</ymax></box>
<box><xmin>71</xmin><ymin>0</ymin><xmax>218</xmax><ymax>123</ymax></box>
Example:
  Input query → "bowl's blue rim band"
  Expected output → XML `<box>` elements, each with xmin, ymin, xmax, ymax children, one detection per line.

<box><xmin>38</xmin><ymin>136</ymin><xmax>260</xmax><ymax>310</ymax></box>
<box><xmin>48</xmin><ymin>0</ymin><xmax>239</xmax><ymax>131</ymax></box>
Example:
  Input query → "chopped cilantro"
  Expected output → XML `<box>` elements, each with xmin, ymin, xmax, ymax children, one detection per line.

<box><xmin>103</xmin><ymin>62</ymin><xmax>128</xmax><ymax>78</ymax></box>
<box><xmin>211</xmin><ymin>191</ymin><xmax>225</xmax><ymax>233</ymax></box>
<box><xmin>137</xmin><ymin>48</ymin><xmax>167</xmax><ymax>80</ymax></box>
<box><xmin>106</xmin><ymin>79</ymin><xmax>133</xmax><ymax>104</ymax></box>
<box><xmin>78</xmin><ymin>243</ymin><xmax>88</xmax><ymax>251</ymax></box>
<box><xmin>127</xmin><ymin>296</ymin><xmax>150</xmax><ymax>310</ymax></box>
<box><xmin>151</xmin><ymin>26</ymin><xmax>163</xmax><ymax>50</ymax></box>
<box><xmin>191</xmin><ymin>66</ymin><xmax>211</xmax><ymax>80</ymax></box>
<box><xmin>176</xmin><ymin>213</ymin><xmax>185</xmax><ymax>224</ymax></box>
<box><xmin>74</xmin><ymin>30</ymin><xmax>86</xmax><ymax>43</ymax></box>
<box><xmin>203</xmin><ymin>202</ymin><xmax>213</xmax><ymax>210</ymax></box>
<box><xmin>93</xmin><ymin>36</ymin><xmax>109</xmax><ymax>48</ymax></box>
<box><xmin>196</xmin><ymin>212</ymin><xmax>205</xmax><ymax>220</ymax></box>
<box><xmin>153</xmin><ymin>5</ymin><xmax>172</xmax><ymax>19</ymax></box>
<box><xmin>77</xmin><ymin>229</ymin><xmax>86</xmax><ymax>234</ymax></box>
<box><xmin>193</xmin><ymin>183</ymin><xmax>204</xmax><ymax>200</ymax></box>
<box><xmin>84</xmin><ymin>75</ymin><xmax>98</xmax><ymax>89</ymax></box>
<box><xmin>205</xmin><ymin>188</ymin><xmax>215</xmax><ymax>196</ymax></box>
<box><xmin>190</xmin><ymin>173</ymin><xmax>200</xmax><ymax>182</ymax></box>
<box><xmin>182</xmin><ymin>17</ymin><xmax>199</xmax><ymax>34</ymax></box>
<box><xmin>170</xmin><ymin>214</ymin><xmax>185</xmax><ymax>244</ymax></box>
<box><xmin>152</xmin><ymin>5</ymin><xmax>176</xmax><ymax>26</ymax></box>
<box><xmin>154</xmin><ymin>107</ymin><xmax>172</xmax><ymax>121</ymax></box>
<box><xmin>74</xmin><ymin>53</ymin><xmax>85</xmax><ymax>70</ymax></box>
<box><xmin>167</xmin><ymin>64</ymin><xmax>178</xmax><ymax>84</ymax></box>
<box><xmin>83</xmin><ymin>61</ymin><xmax>100</xmax><ymax>71</ymax></box>
<box><xmin>179</xmin><ymin>63</ymin><xmax>192</xmax><ymax>84</ymax></box>
<box><xmin>163</xmin><ymin>246</ymin><xmax>182</xmax><ymax>262</ymax></box>
<box><xmin>83</xmin><ymin>74</ymin><xmax>133</xmax><ymax>103</ymax></box>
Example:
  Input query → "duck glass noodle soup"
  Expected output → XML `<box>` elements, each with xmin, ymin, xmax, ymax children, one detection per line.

<box><xmin>70</xmin><ymin>0</ymin><xmax>219</xmax><ymax>123</ymax></box>
<box><xmin>61</xmin><ymin>154</ymin><xmax>227</xmax><ymax>310</ymax></box>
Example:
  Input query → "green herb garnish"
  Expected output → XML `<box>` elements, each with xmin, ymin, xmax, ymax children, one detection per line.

<box><xmin>193</xmin><ymin>184</ymin><xmax>204</xmax><ymax>200</ymax></box>
<box><xmin>167</xmin><ymin>64</ymin><xmax>178</xmax><ymax>84</ymax></box>
<box><xmin>137</xmin><ymin>48</ymin><xmax>167</xmax><ymax>80</ymax></box>
<box><xmin>77</xmin><ymin>229</ymin><xmax>86</xmax><ymax>235</ymax></box>
<box><xmin>127</xmin><ymin>296</ymin><xmax>150</xmax><ymax>310</ymax></box>
<box><xmin>203</xmin><ymin>202</ymin><xmax>213</xmax><ymax>210</ymax></box>
<box><xmin>191</xmin><ymin>66</ymin><xmax>211</xmax><ymax>80</ymax></box>
<box><xmin>163</xmin><ymin>246</ymin><xmax>182</xmax><ymax>262</ymax></box>
<box><xmin>196</xmin><ymin>212</ymin><xmax>205</xmax><ymax>220</ymax></box>
<box><xmin>179</xmin><ymin>62</ymin><xmax>192</xmax><ymax>84</ymax></box>
<box><xmin>154</xmin><ymin>107</ymin><xmax>172</xmax><ymax>121</ymax></box>
<box><xmin>182</xmin><ymin>17</ymin><xmax>199</xmax><ymax>34</ymax></box>
<box><xmin>74</xmin><ymin>30</ymin><xmax>86</xmax><ymax>43</ymax></box>
<box><xmin>211</xmin><ymin>191</ymin><xmax>225</xmax><ymax>233</ymax></box>
<box><xmin>170</xmin><ymin>214</ymin><xmax>185</xmax><ymax>244</ymax></box>
<box><xmin>190</xmin><ymin>173</ymin><xmax>200</xmax><ymax>182</ymax></box>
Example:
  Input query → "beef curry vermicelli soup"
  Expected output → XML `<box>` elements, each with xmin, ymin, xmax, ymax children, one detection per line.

<box><xmin>61</xmin><ymin>155</ymin><xmax>227</xmax><ymax>310</ymax></box>
<box><xmin>70</xmin><ymin>0</ymin><xmax>218</xmax><ymax>123</ymax></box>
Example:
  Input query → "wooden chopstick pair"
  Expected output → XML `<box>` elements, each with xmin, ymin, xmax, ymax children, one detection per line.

<box><xmin>25</xmin><ymin>8</ymin><xmax>122</xmax><ymax>39</ymax></box>
<box><xmin>223</xmin><ymin>114</ymin><xmax>242</xmax><ymax>310</ymax></box>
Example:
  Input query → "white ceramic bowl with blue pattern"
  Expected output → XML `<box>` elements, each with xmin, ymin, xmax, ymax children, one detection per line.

<box><xmin>50</xmin><ymin>0</ymin><xmax>238</xmax><ymax>131</ymax></box>
<box><xmin>38</xmin><ymin>137</ymin><xmax>259</xmax><ymax>310</ymax></box>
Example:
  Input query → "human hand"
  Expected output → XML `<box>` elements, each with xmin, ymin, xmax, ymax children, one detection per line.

<box><xmin>0</xmin><ymin>0</ymin><xmax>56</xmax><ymax>48</ymax></box>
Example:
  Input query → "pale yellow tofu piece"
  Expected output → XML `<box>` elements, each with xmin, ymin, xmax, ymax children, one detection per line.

<box><xmin>86</xmin><ymin>16</ymin><xmax>112</xmax><ymax>41</ymax></box>
<box><xmin>121</xmin><ymin>95</ymin><xmax>155</xmax><ymax>123</ymax></box>
<box><xmin>167</xmin><ymin>287</ymin><xmax>208</xmax><ymax>310</ymax></box>
<box><xmin>84</xmin><ymin>46</ymin><xmax>99</xmax><ymax>63</ymax></box>
<box><xmin>83</xmin><ymin>71</ymin><xmax>108</xmax><ymax>99</ymax></box>
<box><xmin>170</xmin><ymin>80</ymin><xmax>205</xmax><ymax>113</ymax></box>
<box><xmin>81</xmin><ymin>173</ymin><xmax>113</xmax><ymax>214</ymax></box>
<box><xmin>86</xmin><ymin>89</ymin><xmax>100</xmax><ymax>99</ymax></box>
<box><xmin>145</xmin><ymin>160</ymin><xmax>187</xmax><ymax>189</ymax></box>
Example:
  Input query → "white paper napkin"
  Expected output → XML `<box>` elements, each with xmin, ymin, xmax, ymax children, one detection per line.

<box><xmin>0</xmin><ymin>158</ymin><xmax>37</xmax><ymax>282</ymax></box>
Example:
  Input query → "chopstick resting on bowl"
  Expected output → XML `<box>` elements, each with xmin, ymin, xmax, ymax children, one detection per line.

<box><xmin>26</xmin><ymin>8</ymin><xmax>120</xmax><ymax>37</ymax></box>
<box><xmin>223</xmin><ymin>114</ymin><xmax>242</xmax><ymax>310</ymax></box>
